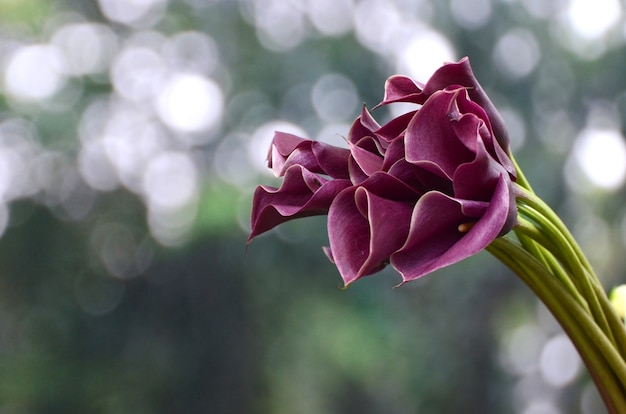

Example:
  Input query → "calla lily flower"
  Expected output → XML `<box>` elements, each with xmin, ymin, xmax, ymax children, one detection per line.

<box><xmin>249</xmin><ymin>57</ymin><xmax>517</xmax><ymax>285</ymax></box>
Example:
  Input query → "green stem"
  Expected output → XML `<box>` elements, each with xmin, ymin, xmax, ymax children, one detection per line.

<box><xmin>514</xmin><ymin>217</ymin><xmax>588</xmax><ymax>310</ymax></box>
<box><xmin>510</xmin><ymin>153</ymin><xmax>533</xmax><ymax>192</ymax></box>
<box><xmin>488</xmin><ymin>237</ymin><xmax>626</xmax><ymax>413</ymax></box>
<box><xmin>515</xmin><ymin>184</ymin><xmax>593</xmax><ymax>274</ymax></box>
<box><xmin>516</xmin><ymin>202</ymin><xmax>614</xmax><ymax>344</ymax></box>
<box><xmin>514</xmin><ymin>187</ymin><xmax>626</xmax><ymax>360</ymax></box>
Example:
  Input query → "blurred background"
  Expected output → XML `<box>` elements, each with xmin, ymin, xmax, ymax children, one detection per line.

<box><xmin>0</xmin><ymin>0</ymin><xmax>625</xmax><ymax>412</ymax></box>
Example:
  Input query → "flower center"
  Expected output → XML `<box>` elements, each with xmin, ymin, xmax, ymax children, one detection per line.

<box><xmin>457</xmin><ymin>222</ymin><xmax>476</xmax><ymax>233</ymax></box>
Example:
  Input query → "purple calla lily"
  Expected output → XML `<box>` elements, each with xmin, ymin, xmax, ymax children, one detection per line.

<box><xmin>249</xmin><ymin>57</ymin><xmax>518</xmax><ymax>285</ymax></box>
<box><xmin>378</xmin><ymin>57</ymin><xmax>511</xmax><ymax>153</ymax></box>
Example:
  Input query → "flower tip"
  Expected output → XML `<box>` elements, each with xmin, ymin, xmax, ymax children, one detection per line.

<box><xmin>338</xmin><ymin>282</ymin><xmax>351</xmax><ymax>290</ymax></box>
<box><xmin>393</xmin><ymin>279</ymin><xmax>407</xmax><ymax>289</ymax></box>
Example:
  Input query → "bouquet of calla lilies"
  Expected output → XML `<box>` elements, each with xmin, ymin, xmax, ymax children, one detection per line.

<box><xmin>248</xmin><ymin>57</ymin><xmax>626</xmax><ymax>412</ymax></box>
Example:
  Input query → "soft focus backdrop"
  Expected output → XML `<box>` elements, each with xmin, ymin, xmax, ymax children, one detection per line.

<box><xmin>0</xmin><ymin>0</ymin><xmax>625</xmax><ymax>412</ymax></box>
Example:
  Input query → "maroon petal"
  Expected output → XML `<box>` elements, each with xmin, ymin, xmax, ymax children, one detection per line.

<box><xmin>381</xmin><ymin>138</ymin><xmax>406</xmax><ymax>171</ymax></box>
<box><xmin>391</xmin><ymin>174</ymin><xmax>513</xmax><ymax>282</ymax></box>
<box><xmin>327</xmin><ymin>186</ymin><xmax>414</xmax><ymax>285</ymax></box>
<box><xmin>311</xmin><ymin>139</ymin><xmax>352</xmax><ymax>179</ymax></box>
<box><xmin>248</xmin><ymin>165</ymin><xmax>352</xmax><ymax>241</ymax></box>
<box><xmin>377</xmin><ymin>75</ymin><xmax>427</xmax><ymax>107</ymax></box>
<box><xmin>347</xmin><ymin>136</ymin><xmax>388</xmax><ymax>184</ymax></box>
<box><xmin>348</xmin><ymin>105</ymin><xmax>381</xmax><ymax>144</ymax></box>
<box><xmin>270</xmin><ymin>131</ymin><xmax>351</xmax><ymax>179</ymax></box>
<box><xmin>453</xmin><ymin>90</ymin><xmax>516</xmax><ymax>178</ymax></box>
<box><xmin>387</xmin><ymin>159</ymin><xmax>454</xmax><ymax>196</ymax></box>
<box><xmin>269</xmin><ymin>131</ymin><xmax>310</xmax><ymax>174</ymax></box>
<box><xmin>348</xmin><ymin>156</ymin><xmax>369</xmax><ymax>185</ymax></box>
<box><xmin>359</xmin><ymin>171</ymin><xmax>422</xmax><ymax>202</ymax></box>
<box><xmin>453</xmin><ymin>122</ymin><xmax>506</xmax><ymax>202</ymax></box>
<box><xmin>421</xmin><ymin>57</ymin><xmax>511</xmax><ymax>152</ymax></box>
<box><xmin>351</xmin><ymin>135</ymin><xmax>386</xmax><ymax>156</ymax></box>
<box><xmin>375</xmin><ymin>110</ymin><xmax>417</xmax><ymax>142</ymax></box>
<box><xmin>377</xmin><ymin>57</ymin><xmax>511</xmax><ymax>153</ymax></box>
<box><xmin>349</xmin><ymin>145</ymin><xmax>384</xmax><ymax>177</ymax></box>
<box><xmin>405</xmin><ymin>89</ymin><xmax>474</xmax><ymax>179</ymax></box>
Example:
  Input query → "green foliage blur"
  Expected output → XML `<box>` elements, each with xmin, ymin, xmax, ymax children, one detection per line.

<box><xmin>0</xmin><ymin>0</ymin><xmax>624</xmax><ymax>412</ymax></box>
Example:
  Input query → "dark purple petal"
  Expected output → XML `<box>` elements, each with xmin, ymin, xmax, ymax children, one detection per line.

<box><xmin>270</xmin><ymin>131</ymin><xmax>351</xmax><ymax>179</ymax></box>
<box><xmin>404</xmin><ymin>89</ymin><xmax>474</xmax><ymax>179</ymax></box>
<box><xmin>421</xmin><ymin>57</ymin><xmax>511</xmax><ymax>153</ymax></box>
<box><xmin>453</xmin><ymin>89</ymin><xmax>516</xmax><ymax>177</ymax></box>
<box><xmin>377</xmin><ymin>57</ymin><xmax>511</xmax><ymax>153</ymax></box>
<box><xmin>348</xmin><ymin>156</ymin><xmax>369</xmax><ymax>185</ymax></box>
<box><xmin>375</xmin><ymin>110</ymin><xmax>416</xmax><ymax>142</ymax></box>
<box><xmin>359</xmin><ymin>171</ymin><xmax>422</xmax><ymax>202</ymax></box>
<box><xmin>325</xmin><ymin>187</ymin><xmax>373</xmax><ymax>281</ymax></box>
<box><xmin>248</xmin><ymin>165</ymin><xmax>352</xmax><ymax>241</ymax></box>
<box><xmin>453</xmin><ymin>121</ymin><xmax>506</xmax><ymax>202</ymax></box>
<box><xmin>269</xmin><ymin>131</ymin><xmax>310</xmax><ymax>174</ymax></box>
<box><xmin>391</xmin><ymin>174</ymin><xmax>513</xmax><ymax>282</ymax></box>
<box><xmin>387</xmin><ymin>159</ymin><xmax>454</xmax><ymax>196</ymax></box>
<box><xmin>311</xmin><ymin>139</ymin><xmax>353</xmax><ymax>179</ymax></box>
<box><xmin>351</xmin><ymin>135</ymin><xmax>386</xmax><ymax>156</ymax></box>
<box><xmin>381</xmin><ymin>138</ymin><xmax>406</xmax><ymax>171</ymax></box>
<box><xmin>327</xmin><ymin>186</ymin><xmax>414</xmax><ymax>285</ymax></box>
<box><xmin>346</xmin><ymin>136</ymin><xmax>386</xmax><ymax>184</ymax></box>
<box><xmin>349</xmin><ymin>141</ymin><xmax>384</xmax><ymax>176</ymax></box>
<box><xmin>377</xmin><ymin>75</ymin><xmax>427</xmax><ymax>107</ymax></box>
<box><xmin>348</xmin><ymin>106</ymin><xmax>381</xmax><ymax>144</ymax></box>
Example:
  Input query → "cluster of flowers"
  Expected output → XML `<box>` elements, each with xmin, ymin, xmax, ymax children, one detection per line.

<box><xmin>249</xmin><ymin>57</ymin><xmax>626</xmax><ymax>412</ymax></box>
<box><xmin>249</xmin><ymin>58</ymin><xmax>518</xmax><ymax>285</ymax></box>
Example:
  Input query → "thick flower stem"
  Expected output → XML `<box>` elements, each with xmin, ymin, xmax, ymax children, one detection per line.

<box><xmin>509</xmin><ymin>153</ymin><xmax>533</xmax><ymax>193</ymax></box>
<box><xmin>507</xmin><ymin>153</ymin><xmax>626</xmax><ymax>410</ymax></box>
<box><xmin>514</xmin><ymin>187</ymin><xmax>626</xmax><ymax>359</ymax></box>
<box><xmin>515</xmin><ymin>184</ymin><xmax>593</xmax><ymax>274</ymax></box>
<box><xmin>516</xmin><ymin>202</ymin><xmax>614</xmax><ymax>343</ymax></box>
<box><xmin>514</xmin><ymin>217</ymin><xmax>588</xmax><ymax>310</ymax></box>
<box><xmin>487</xmin><ymin>237</ymin><xmax>626</xmax><ymax>413</ymax></box>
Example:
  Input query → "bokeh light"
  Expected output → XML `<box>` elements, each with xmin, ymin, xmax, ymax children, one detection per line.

<box><xmin>397</xmin><ymin>29</ymin><xmax>456</xmax><ymax>83</ymax></box>
<box><xmin>565</xmin><ymin>0</ymin><xmax>621</xmax><ymax>40</ymax></box>
<box><xmin>155</xmin><ymin>73</ymin><xmax>224</xmax><ymax>134</ymax></box>
<box><xmin>311</xmin><ymin>73</ymin><xmax>359</xmax><ymax>122</ymax></box>
<box><xmin>51</xmin><ymin>22</ymin><xmax>118</xmax><ymax>76</ymax></box>
<box><xmin>500</xmin><ymin>323</ymin><xmax>546</xmax><ymax>376</ymax></box>
<box><xmin>492</xmin><ymin>28</ymin><xmax>541</xmax><ymax>80</ymax></box>
<box><xmin>111</xmin><ymin>44</ymin><xmax>166</xmax><ymax>102</ymax></box>
<box><xmin>249</xmin><ymin>0</ymin><xmax>307</xmax><ymax>52</ymax></box>
<box><xmin>98</xmin><ymin>0</ymin><xmax>168</xmax><ymax>27</ymax></box>
<box><xmin>449</xmin><ymin>0</ymin><xmax>492</xmax><ymax>30</ymax></box>
<box><xmin>4</xmin><ymin>44</ymin><xmax>67</xmax><ymax>102</ymax></box>
<box><xmin>162</xmin><ymin>31</ymin><xmax>219</xmax><ymax>75</ymax></box>
<box><xmin>142</xmin><ymin>151</ymin><xmax>198</xmax><ymax>212</ymax></box>
<box><xmin>571</xmin><ymin>128</ymin><xmax>626</xmax><ymax>190</ymax></box>
<box><xmin>539</xmin><ymin>334</ymin><xmax>581</xmax><ymax>387</ymax></box>
<box><xmin>307</xmin><ymin>0</ymin><xmax>354</xmax><ymax>36</ymax></box>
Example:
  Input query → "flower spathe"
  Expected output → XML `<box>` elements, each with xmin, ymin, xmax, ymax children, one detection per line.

<box><xmin>249</xmin><ymin>57</ymin><xmax>517</xmax><ymax>285</ymax></box>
